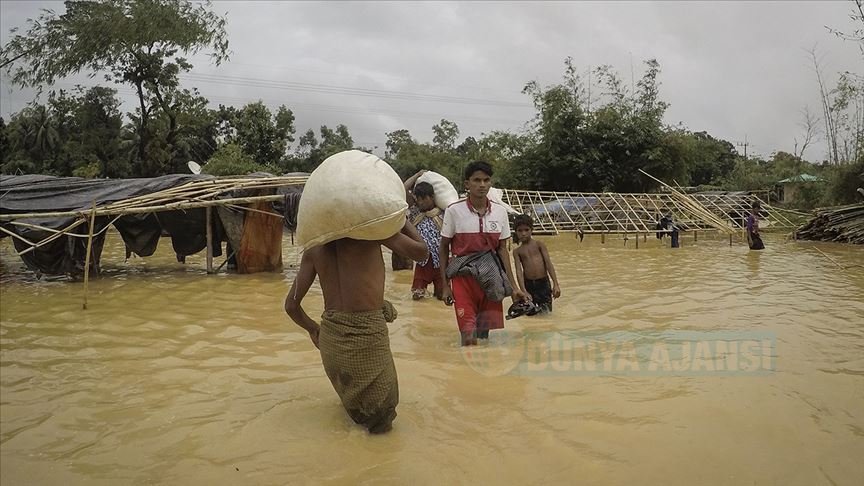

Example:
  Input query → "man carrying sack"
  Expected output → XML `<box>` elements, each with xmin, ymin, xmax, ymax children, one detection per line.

<box><xmin>285</xmin><ymin>151</ymin><xmax>428</xmax><ymax>434</ymax></box>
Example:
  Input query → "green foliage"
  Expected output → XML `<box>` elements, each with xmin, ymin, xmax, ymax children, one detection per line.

<box><xmin>217</xmin><ymin>101</ymin><xmax>295</xmax><ymax>166</ymax></box>
<box><xmin>282</xmin><ymin>124</ymin><xmax>355</xmax><ymax>173</ymax></box>
<box><xmin>792</xmin><ymin>182</ymin><xmax>827</xmax><ymax>210</ymax></box>
<box><xmin>385</xmin><ymin>129</ymin><xmax>414</xmax><ymax>159</ymax></box>
<box><xmin>0</xmin><ymin>118</ymin><xmax>9</xmax><ymax>162</ymax></box>
<box><xmin>72</xmin><ymin>161</ymin><xmax>102</xmax><ymax>178</ymax></box>
<box><xmin>823</xmin><ymin>158</ymin><xmax>864</xmax><ymax>204</ymax></box>
<box><xmin>1</xmin><ymin>0</ymin><xmax>229</xmax><ymax>176</ymax></box>
<box><xmin>0</xmin><ymin>86</ymin><xmax>129</xmax><ymax>177</ymax></box>
<box><xmin>202</xmin><ymin>143</ymin><xmax>272</xmax><ymax>176</ymax></box>
<box><xmin>432</xmin><ymin>119</ymin><xmax>459</xmax><ymax>151</ymax></box>
<box><xmin>510</xmin><ymin>58</ymin><xmax>691</xmax><ymax>192</ymax></box>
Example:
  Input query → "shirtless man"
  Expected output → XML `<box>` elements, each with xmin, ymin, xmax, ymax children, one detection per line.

<box><xmin>285</xmin><ymin>219</ymin><xmax>428</xmax><ymax>433</ymax></box>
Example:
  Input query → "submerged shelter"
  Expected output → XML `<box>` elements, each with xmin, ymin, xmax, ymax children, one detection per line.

<box><xmin>0</xmin><ymin>173</ymin><xmax>306</xmax><ymax>278</ymax></box>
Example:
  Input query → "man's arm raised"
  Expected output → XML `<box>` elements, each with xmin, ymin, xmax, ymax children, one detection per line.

<box><xmin>382</xmin><ymin>218</ymin><xmax>428</xmax><ymax>262</ymax></box>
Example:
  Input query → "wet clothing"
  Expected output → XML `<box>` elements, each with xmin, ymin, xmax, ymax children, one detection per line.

<box><xmin>441</xmin><ymin>198</ymin><xmax>513</xmax><ymax>343</ymax></box>
<box><xmin>318</xmin><ymin>301</ymin><xmax>399</xmax><ymax>434</ymax></box>
<box><xmin>656</xmin><ymin>215</ymin><xmax>680</xmax><ymax>248</ymax></box>
<box><xmin>409</xmin><ymin>206</ymin><xmax>444</xmax><ymax>297</ymax></box>
<box><xmin>525</xmin><ymin>277</ymin><xmax>553</xmax><ymax>312</ymax></box>
<box><xmin>450</xmin><ymin>274</ymin><xmax>505</xmax><ymax>336</ymax></box>
<box><xmin>409</xmin><ymin>206</ymin><xmax>444</xmax><ymax>268</ymax></box>
<box><xmin>445</xmin><ymin>250</ymin><xmax>513</xmax><ymax>303</ymax></box>
<box><xmin>747</xmin><ymin>214</ymin><xmax>765</xmax><ymax>250</ymax></box>
<box><xmin>412</xmin><ymin>258</ymin><xmax>443</xmax><ymax>298</ymax></box>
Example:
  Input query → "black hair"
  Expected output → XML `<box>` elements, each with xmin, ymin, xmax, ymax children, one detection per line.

<box><xmin>751</xmin><ymin>200</ymin><xmax>761</xmax><ymax>210</ymax></box>
<box><xmin>513</xmin><ymin>214</ymin><xmax>534</xmax><ymax>230</ymax></box>
<box><xmin>413</xmin><ymin>181</ymin><xmax>435</xmax><ymax>199</ymax></box>
<box><xmin>463</xmin><ymin>161</ymin><xmax>493</xmax><ymax>180</ymax></box>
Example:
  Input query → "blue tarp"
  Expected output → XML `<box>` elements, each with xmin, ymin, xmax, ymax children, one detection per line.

<box><xmin>531</xmin><ymin>196</ymin><xmax>598</xmax><ymax>216</ymax></box>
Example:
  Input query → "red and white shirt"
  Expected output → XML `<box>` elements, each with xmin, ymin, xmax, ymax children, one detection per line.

<box><xmin>441</xmin><ymin>198</ymin><xmax>511</xmax><ymax>257</ymax></box>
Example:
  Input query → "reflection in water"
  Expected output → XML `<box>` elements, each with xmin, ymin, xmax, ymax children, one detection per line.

<box><xmin>1</xmin><ymin>231</ymin><xmax>863</xmax><ymax>485</ymax></box>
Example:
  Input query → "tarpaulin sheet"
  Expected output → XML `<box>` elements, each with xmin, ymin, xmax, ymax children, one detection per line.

<box><xmin>0</xmin><ymin>174</ymin><xmax>304</xmax><ymax>277</ymax></box>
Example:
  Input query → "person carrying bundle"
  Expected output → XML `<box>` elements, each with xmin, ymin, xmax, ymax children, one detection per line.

<box><xmin>403</xmin><ymin>170</ymin><xmax>446</xmax><ymax>300</ymax></box>
<box><xmin>285</xmin><ymin>151</ymin><xmax>428</xmax><ymax>434</ymax></box>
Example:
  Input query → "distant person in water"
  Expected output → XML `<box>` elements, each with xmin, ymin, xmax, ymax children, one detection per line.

<box><xmin>747</xmin><ymin>201</ymin><xmax>765</xmax><ymax>250</ymax></box>
<box><xmin>512</xmin><ymin>214</ymin><xmax>560</xmax><ymax>313</ymax></box>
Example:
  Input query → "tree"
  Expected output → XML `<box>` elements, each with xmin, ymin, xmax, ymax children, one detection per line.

<box><xmin>1</xmin><ymin>0</ymin><xmax>230</xmax><ymax>175</ymax></box>
<box><xmin>794</xmin><ymin>106</ymin><xmax>821</xmax><ymax>159</ymax></box>
<box><xmin>514</xmin><ymin>57</ymin><xmax>678</xmax><ymax>192</ymax></box>
<box><xmin>432</xmin><ymin>119</ymin><xmax>459</xmax><ymax>151</ymax></box>
<box><xmin>385</xmin><ymin>129</ymin><xmax>414</xmax><ymax>159</ymax></box>
<box><xmin>319</xmin><ymin>124</ymin><xmax>354</xmax><ymax>157</ymax></box>
<box><xmin>685</xmin><ymin>131</ymin><xmax>738</xmax><ymax>186</ymax></box>
<box><xmin>202</xmin><ymin>143</ymin><xmax>269</xmax><ymax>176</ymax></box>
<box><xmin>217</xmin><ymin>101</ymin><xmax>295</xmax><ymax>167</ymax></box>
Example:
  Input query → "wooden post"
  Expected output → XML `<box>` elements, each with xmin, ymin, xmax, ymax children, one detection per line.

<box><xmin>601</xmin><ymin>232</ymin><xmax>605</xmax><ymax>244</ymax></box>
<box><xmin>694</xmin><ymin>231</ymin><xmax>698</xmax><ymax>242</ymax></box>
<box><xmin>636</xmin><ymin>233</ymin><xmax>639</xmax><ymax>249</ymax></box>
<box><xmin>644</xmin><ymin>233</ymin><xmax>647</xmax><ymax>242</ymax></box>
<box><xmin>206</xmin><ymin>206</ymin><xmax>214</xmax><ymax>274</ymax></box>
<box><xmin>729</xmin><ymin>233</ymin><xmax>733</xmax><ymax>246</ymax></box>
<box><xmin>82</xmin><ymin>201</ymin><xmax>97</xmax><ymax>310</ymax></box>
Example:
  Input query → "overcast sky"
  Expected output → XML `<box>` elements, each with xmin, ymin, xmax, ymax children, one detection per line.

<box><xmin>1</xmin><ymin>1</ymin><xmax>861</xmax><ymax>161</ymax></box>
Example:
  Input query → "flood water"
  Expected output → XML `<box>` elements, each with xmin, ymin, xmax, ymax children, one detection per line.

<box><xmin>1</xmin><ymin>230</ymin><xmax>863</xmax><ymax>485</ymax></box>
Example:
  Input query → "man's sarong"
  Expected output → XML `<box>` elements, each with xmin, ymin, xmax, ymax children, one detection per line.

<box><xmin>318</xmin><ymin>301</ymin><xmax>399</xmax><ymax>434</ymax></box>
<box><xmin>748</xmin><ymin>231</ymin><xmax>765</xmax><ymax>250</ymax></box>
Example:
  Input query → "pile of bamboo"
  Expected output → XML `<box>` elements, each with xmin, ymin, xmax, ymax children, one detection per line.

<box><xmin>638</xmin><ymin>170</ymin><xmax>737</xmax><ymax>235</ymax></box>
<box><xmin>795</xmin><ymin>203</ymin><xmax>864</xmax><ymax>244</ymax></box>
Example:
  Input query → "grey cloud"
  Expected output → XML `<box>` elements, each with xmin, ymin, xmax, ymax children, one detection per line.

<box><xmin>1</xmin><ymin>0</ymin><xmax>861</xmax><ymax>159</ymax></box>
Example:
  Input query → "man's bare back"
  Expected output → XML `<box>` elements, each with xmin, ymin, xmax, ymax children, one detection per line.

<box><xmin>515</xmin><ymin>240</ymin><xmax>547</xmax><ymax>280</ymax></box>
<box><xmin>308</xmin><ymin>239</ymin><xmax>387</xmax><ymax>312</ymax></box>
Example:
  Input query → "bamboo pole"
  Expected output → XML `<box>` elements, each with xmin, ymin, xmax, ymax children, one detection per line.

<box><xmin>0</xmin><ymin>194</ymin><xmax>288</xmax><ymax>221</ymax></box>
<box><xmin>82</xmin><ymin>202</ymin><xmax>97</xmax><ymax>310</ymax></box>
<box><xmin>15</xmin><ymin>219</ymin><xmax>87</xmax><ymax>257</ymax></box>
<box><xmin>206</xmin><ymin>206</ymin><xmax>214</xmax><ymax>274</ymax></box>
<box><xmin>0</xmin><ymin>225</ymin><xmax>39</xmax><ymax>247</ymax></box>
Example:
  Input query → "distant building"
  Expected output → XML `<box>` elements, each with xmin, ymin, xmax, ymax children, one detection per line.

<box><xmin>776</xmin><ymin>174</ymin><xmax>826</xmax><ymax>204</ymax></box>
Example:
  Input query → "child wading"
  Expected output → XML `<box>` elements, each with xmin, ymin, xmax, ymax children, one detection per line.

<box><xmin>512</xmin><ymin>214</ymin><xmax>561</xmax><ymax>313</ymax></box>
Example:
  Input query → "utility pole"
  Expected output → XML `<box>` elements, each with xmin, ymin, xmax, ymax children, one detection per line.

<box><xmin>736</xmin><ymin>134</ymin><xmax>749</xmax><ymax>159</ymax></box>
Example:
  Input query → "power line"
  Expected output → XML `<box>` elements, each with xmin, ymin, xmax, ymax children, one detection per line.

<box><xmin>179</xmin><ymin>73</ymin><xmax>529</xmax><ymax>108</ymax></box>
<box><xmin>222</xmin><ymin>60</ymin><xmax>518</xmax><ymax>96</ymax></box>
<box><xmin>42</xmin><ymin>80</ymin><xmax>530</xmax><ymax>127</ymax></box>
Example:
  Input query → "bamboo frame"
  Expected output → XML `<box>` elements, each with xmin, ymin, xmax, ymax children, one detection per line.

<box><xmin>500</xmin><ymin>187</ymin><xmax>795</xmax><ymax>235</ymax></box>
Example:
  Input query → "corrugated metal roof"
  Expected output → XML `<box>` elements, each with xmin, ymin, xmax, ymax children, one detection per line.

<box><xmin>778</xmin><ymin>173</ymin><xmax>825</xmax><ymax>183</ymax></box>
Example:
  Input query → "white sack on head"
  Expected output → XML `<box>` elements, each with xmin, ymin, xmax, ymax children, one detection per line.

<box><xmin>296</xmin><ymin>150</ymin><xmax>407</xmax><ymax>249</ymax></box>
<box><xmin>416</xmin><ymin>171</ymin><xmax>459</xmax><ymax>210</ymax></box>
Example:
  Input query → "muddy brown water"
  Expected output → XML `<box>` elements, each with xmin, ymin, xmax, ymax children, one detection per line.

<box><xmin>1</xmin><ymin>231</ymin><xmax>862</xmax><ymax>485</ymax></box>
